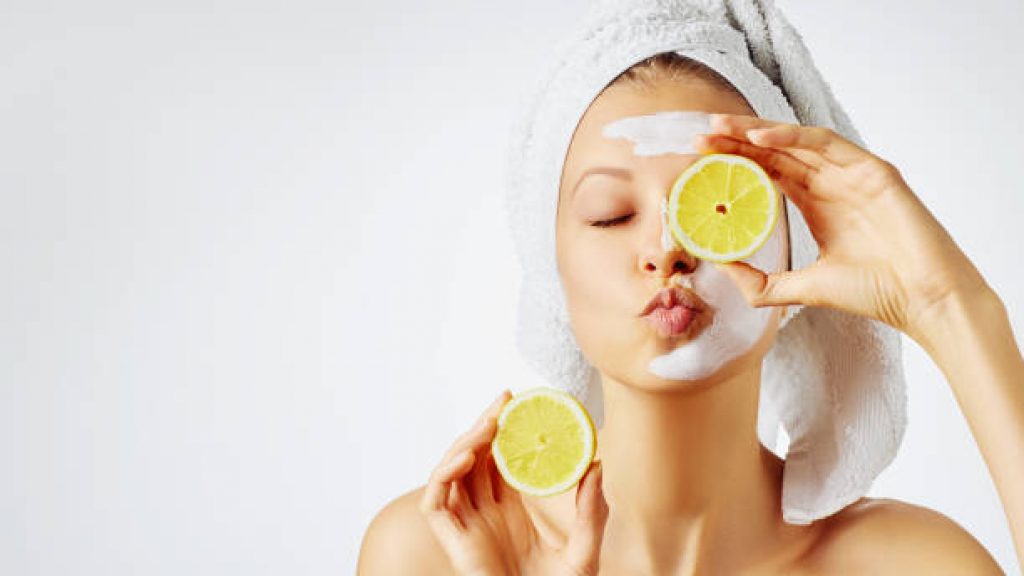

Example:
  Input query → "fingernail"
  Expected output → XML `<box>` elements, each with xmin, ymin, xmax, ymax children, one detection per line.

<box><xmin>747</xmin><ymin>128</ymin><xmax>769</xmax><ymax>141</ymax></box>
<box><xmin>450</xmin><ymin>450</ymin><xmax>471</xmax><ymax>467</ymax></box>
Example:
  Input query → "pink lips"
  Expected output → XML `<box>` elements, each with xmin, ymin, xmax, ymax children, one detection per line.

<box><xmin>644</xmin><ymin>304</ymin><xmax>697</xmax><ymax>337</ymax></box>
<box><xmin>639</xmin><ymin>286</ymin><xmax>707</xmax><ymax>338</ymax></box>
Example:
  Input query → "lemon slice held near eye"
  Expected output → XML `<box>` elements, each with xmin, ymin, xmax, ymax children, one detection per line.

<box><xmin>667</xmin><ymin>153</ymin><xmax>780</xmax><ymax>263</ymax></box>
<box><xmin>490</xmin><ymin>387</ymin><xmax>596</xmax><ymax>497</ymax></box>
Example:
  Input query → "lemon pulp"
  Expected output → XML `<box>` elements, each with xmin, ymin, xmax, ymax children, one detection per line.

<box><xmin>668</xmin><ymin>153</ymin><xmax>780</xmax><ymax>263</ymax></box>
<box><xmin>491</xmin><ymin>387</ymin><xmax>596</xmax><ymax>497</ymax></box>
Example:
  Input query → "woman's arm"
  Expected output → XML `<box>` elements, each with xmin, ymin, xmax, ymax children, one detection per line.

<box><xmin>912</xmin><ymin>286</ymin><xmax>1024</xmax><ymax>566</ymax></box>
<box><xmin>696</xmin><ymin>112</ymin><xmax>1023</xmax><ymax>569</ymax></box>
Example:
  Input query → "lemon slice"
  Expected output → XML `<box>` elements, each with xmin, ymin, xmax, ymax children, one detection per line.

<box><xmin>490</xmin><ymin>387</ymin><xmax>596</xmax><ymax>497</ymax></box>
<box><xmin>667</xmin><ymin>153</ymin><xmax>780</xmax><ymax>263</ymax></box>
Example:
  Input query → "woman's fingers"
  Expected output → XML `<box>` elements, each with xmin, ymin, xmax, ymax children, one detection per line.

<box><xmin>420</xmin><ymin>390</ymin><xmax>513</xmax><ymax>531</ymax></box>
<box><xmin>420</xmin><ymin>448</ymin><xmax>476</xmax><ymax>544</ymax></box>
<box><xmin>715</xmin><ymin>260</ymin><xmax>805</xmax><ymax>308</ymax></box>
<box><xmin>443</xmin><ymin>415</ymin><xmax>499</xmax><ymax>464</ymax></box>
<box><xmin>461</xmin><ymin>392</ymin><xmax>513</xmax><ymax>509</ymax></box>
<box><xmin>708</xmin><ymin>113</ymin><xmax>868</xmax><ymax>168</ymax></box>
<box><xmin>482</xmin><ymin>389</ymin><xmax>513</xmax><ymax>419</ymax></box>
<box><xmin>716</xmin><ymin>258</ymin><xmax>847</xmax><ymax>310</ymax></box>
<box><xmin>447</xmin><ymin>478</ymin><xmax>475</xmax><ymax>524</ymax></box>
<box><xmin>563</xmin><ymin>460</ymin><xmax>609</xmax><ymax>574</ymax></box>
<box><xmin>443</xmin><ymin>390</ymin><xmax>512</xmax><ymax>462</ymax></box>
<box><xmin>696</xmin><ymin>132</ymin><xmax>814</xmax><ymax>184</ymax></box>
<box><xmin>422</xmin><ymin>449</ymin><xmax>475</xmax><ymax>516</ymax></box>
<box><xmin>694</xmin><ymin>133</ymin><xmax>819</xmax><ymax>218</ymax></box>
<box><xmin>469</xmin><ymin>449</ymin><xmax>496</xmax><ymax>508</ymax></box>
<box><xmin>425</xmin><ymin>417</ymin><xmax>497</xmax><ymax>522</ymax></box>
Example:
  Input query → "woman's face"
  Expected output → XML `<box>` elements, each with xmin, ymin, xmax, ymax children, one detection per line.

<box><xmin>555</xmin><ymin>78</ymin><xmax>790</xmax><ymax>392</ymax></box>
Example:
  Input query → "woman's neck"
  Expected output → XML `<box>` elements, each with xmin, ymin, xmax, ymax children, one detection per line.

<box><xmin>594</xmin><ymin>367</ymin><xmax>792</xmax><ymax>573</ymax></box>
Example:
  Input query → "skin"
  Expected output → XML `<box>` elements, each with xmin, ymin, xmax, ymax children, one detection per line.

<box><xmin>358</xmin><ymin>77</ymin><xmax>1022</xmax><ymax>574</ymax></box>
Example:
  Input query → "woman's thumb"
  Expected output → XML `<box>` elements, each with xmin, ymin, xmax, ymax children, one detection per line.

<box><xmin>563</xmin><ymin>460</ymin><xmax>608</xmax><ymax>574</ymax></box>
<box><xmin>714</xmin><ymin>261</ymin><xmax>811</xmax><ymax>308</ymax></box>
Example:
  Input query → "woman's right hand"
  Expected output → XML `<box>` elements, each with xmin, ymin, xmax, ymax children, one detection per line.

<box><xmin>418</xmin><ymin>390</ymin><xmax>609</xmax><ymax>576</ymax></box>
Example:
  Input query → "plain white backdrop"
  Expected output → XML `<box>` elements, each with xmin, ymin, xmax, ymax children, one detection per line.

<box><xmin>2</xmin><ymin>0</ymin><xmax>1022</xmax><ymax>574</ymax></box>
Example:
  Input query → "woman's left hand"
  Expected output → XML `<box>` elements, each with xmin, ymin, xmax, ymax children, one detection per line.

<box><xmin>694</xmin><ymin>113</ymin><xmax>994</xmax><ymax>344</ymax></box>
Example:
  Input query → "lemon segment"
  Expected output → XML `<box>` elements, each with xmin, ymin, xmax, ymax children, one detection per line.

<box><xmin>491</xmin><ymin>387</ymin><xmax>596</xmax><ymax>497</ymax></box>
<box><xmin>667</xmin><ymin>153</ymin><xmax>780</xmax><ymax>263</ymax></box>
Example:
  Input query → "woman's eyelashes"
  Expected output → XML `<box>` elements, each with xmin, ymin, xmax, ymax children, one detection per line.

<box><xmin>590</xmin><ymin>213</ymin><xmax>635</xmax><ymax>228</ymax></box>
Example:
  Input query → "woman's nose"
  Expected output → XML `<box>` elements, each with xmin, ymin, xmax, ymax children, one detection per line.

<box><xmin>641</xmin><ymin>197</ymin><xmax>699</xmax><ymax>277</ymax></box>
<box><xmin>641</xmin><ymin>244</ymin><xmax>699</xmax><ymax>276</ymax></box>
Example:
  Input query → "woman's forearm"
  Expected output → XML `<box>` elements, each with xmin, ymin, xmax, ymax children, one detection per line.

<box><xmin>913</xmin><ymin>288</ymin><xmax>1024</xmax><ymax>564</ymax></box>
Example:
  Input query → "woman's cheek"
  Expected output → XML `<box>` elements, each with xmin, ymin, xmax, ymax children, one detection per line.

<box><xmin>561</xmin><ymin>240</ymin><xmax>629</xmax><ymax>327</ymax></box>
<box><xmin>562</xmin><ymin>243</ymin><xmax>610</xmax><ymax>305</ymax></box>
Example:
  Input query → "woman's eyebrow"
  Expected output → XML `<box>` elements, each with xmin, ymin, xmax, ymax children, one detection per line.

<box><xmin>573</xmin><ymin>166</ymin><xmax>634</xmax><ymax>199</ymax></box>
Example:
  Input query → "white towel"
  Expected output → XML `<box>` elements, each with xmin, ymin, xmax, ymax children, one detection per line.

<box><xmin>502</xmin><ymin>0</ymin><xmax>907</xmax><ymax>525</ymax></box>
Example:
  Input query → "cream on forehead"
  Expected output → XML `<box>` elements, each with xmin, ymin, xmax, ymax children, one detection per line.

<box><xmin>600</xmin><ymin>110</ymin><xmax>713</xmax><ymax>251</ymax></box>
<box><xmin>601</xmin><ymin>110</ymin><xmax>713</xmax><ymax>156</ymax></box>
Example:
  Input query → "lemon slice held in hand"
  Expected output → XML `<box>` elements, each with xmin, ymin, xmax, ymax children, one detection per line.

<box><xmin>667</xmin><ymin>153</ymin><xmax>781</xmax><ymax>263</ymax></box>
<box><xmin>491</xmin><ymin>387</ymin><xmax>596</xmax><ymax>497</ymax></box>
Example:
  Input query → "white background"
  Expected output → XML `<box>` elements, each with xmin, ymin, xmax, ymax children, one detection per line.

<box><xmin>2</xmin><ymin>0</ymin><xmax>1022</xmax><ymax>574</ymax></box>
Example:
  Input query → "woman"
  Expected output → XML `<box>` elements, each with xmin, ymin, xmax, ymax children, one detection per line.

<box><xmin>358</xmin><ymin>9</ymin><xmax>1024</xmax><ymax>573</ymax></box>
<box><xmin>357</xmin><ymin>51</ymin><xmax>1022</xmax><ymax>574</ymax></box>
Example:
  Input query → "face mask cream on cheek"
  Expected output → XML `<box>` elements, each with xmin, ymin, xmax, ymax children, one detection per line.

<box><xmin>648</xmin><ymin>219</ymin><xmax>785</xmax><ymax>380</ymax></box>
<box><xmin>600</xmin><ymin>110</ymin><xmax>788</xmax><ymax>380</ymax></box>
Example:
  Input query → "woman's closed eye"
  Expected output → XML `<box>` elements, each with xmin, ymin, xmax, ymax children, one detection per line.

<box><xmin>590</xmin><ymin>213</ymin><xmax>634</xmax><ymax>228</ymax></box>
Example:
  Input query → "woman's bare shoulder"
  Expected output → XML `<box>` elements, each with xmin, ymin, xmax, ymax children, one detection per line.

<box><xmin>807</xmin><ymin>496</ymin><xmax>1004</xmax><ymax>574</ymax></box>
<box><xmin>357</xmin><ymin>484</ymin><xmax>455</xmax><ymax>575</ymax></box>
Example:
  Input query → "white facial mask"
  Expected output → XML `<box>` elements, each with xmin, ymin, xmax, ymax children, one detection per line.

<box><xmin>601</xmin><ymin>110</ymin><xmax>788</xmax><ymax>381</ymax></box>
<box><xmin>602</xmin><ymin>110</ymin><xmax>713</xmax><ymax>157</ymax></box>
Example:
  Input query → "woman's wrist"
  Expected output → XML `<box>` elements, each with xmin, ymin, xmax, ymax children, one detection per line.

<box><xmin>908</xmin><ymin>283</ymin><xmax>1024</xmax><ymax>420</ymax></box>
<box><xmin>907</xmin><ymin>284</ymin><xmax>1008</xmax><ymax>358</ymax></box>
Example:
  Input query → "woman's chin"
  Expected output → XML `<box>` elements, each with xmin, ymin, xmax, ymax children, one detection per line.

<box><xmin>622</xmin><ymin>370</ymin><xmax>724</xmax><ymax>394</ymax></box>
<box><xmin>632</xmin><ymin>344</ymin><xmax>758</xmax><ymax>392</ymax></box>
